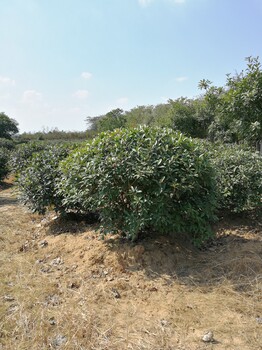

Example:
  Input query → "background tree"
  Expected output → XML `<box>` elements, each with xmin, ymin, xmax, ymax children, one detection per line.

<box><xmin>151</xmin><ymin>103</ymin><xmax>173</xmax><ymax>127</ymax></box>
<box><xmin>167</xmin><ymin>97</ymin><xmax>213</xmax><ymax>138</ymax></box>
<box><xmin>86</xmin><ymin>108</ymin><xmax>126</xmax><ymax>133</ymax></box>
<box><xmin>124</xmin><ymin>104</ymin><xmax>173</xmax><ymax>129</ymax></box>
<box><xmin>0</xmin><ymin>112</ymin><xmax>19</xmax><ymax>139</ymax></box>
<box><xmin>200</xmin><ymin>56</ymin><xmax>262</xmax><ymax>147</ymax></box>
<box><xmin>85</xmin><ymin>56</ymin><xmax>262</xmax><ymax>150</ymax></box>
<box><xmin>87</xmin><ymin>104</ymin><xmax>173</xmax><ymax>132</ymax></box>
<box><xmin>125</xmin><ymin>105</ymin><xmax>155</xmax><ymax>128</ymax></box>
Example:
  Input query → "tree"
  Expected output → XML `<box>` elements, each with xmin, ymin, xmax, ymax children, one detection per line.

<box><xmin>0</xmin><ymin>112</ymin><xmax>19</xmax><ymax>139</ymax></box>
<box><xmin>86</xmin><ymin>108</ymin><xmax>126</xmax><ymax>132</ymax></box>
<box><xmin>152</xmin><ymin>103</ymin><xmax>173</xmax><ymax>127</ymax></box>
<box><xmin>200</xmin><ymin>56</ymin><xmax>262</xmax><ymax>147</ymax></box>
<box><xmin>168</xmin><ymin>97</ymin><xmax>213</xmax><ymax>138</ymax></box>
<box><xmin>120</xmin><ymin>104</ymin><xmax>173</xmax><ymax>129</ymax></box>
<box><xmin>125</xmin><ymin>105</ymin><xmax>155</xmax><ymax>128</ymax></box>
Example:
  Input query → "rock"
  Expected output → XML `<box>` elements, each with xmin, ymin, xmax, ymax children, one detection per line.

<box><xmin>40</xmin><ymin>266</ymin><xmax>51</xmax><ymax>273</ymax></box>
<box><xmin>49</xmin><ymin>317</ymin><xmax>56</xmax><ymax>326</ymax></box>
<box><xmin>39</xmin><ymin>240</ymin><xmax>48</xmax><ymax>248</ymax></box>
<box><xmin>160</xmin><ymin>319</ymin><xmax>168</xmax><ymax>327</ymax></box>
<box><xmin>50</xmin><ymin>215</ymin><xmax>58</xmax><ymax>222</ymax></box>
<box><xmin>111</xmin><ymin>288</ymin><xmax>121</xmax><ymax>298</ymax></box>
<box><xmin>202</xmin><ymin>331</ymin><xmax>214</xmax><ymax>343</ymax></box>
<box><xmin>7</xmin><ymin>304</ymin><xmax>19</xmax><ymax>315</ymax></box>
<box><xmin>36</xmin><ymin>259</ymin><xmax>44</xmax><ymax>264</ymax></box>
<box><xmin>256</xmin><ymin>317</ymin><xmax>262</xmax><ymax>324</ymax></box>
<box><xmin>52</xmin><ymin>334</ymin><xmax>67</xmax><ymax>347</ymax></box>
<box><xmin>106</xmin><ymin>276</ymin><xmax>114</xmax><ymax>282</ymax></box>
<box><xmin>40</xmin><ymin>218</ymin><xmax>49</xmax><ymax>227</ymax></box>
<box><xmin>19</xmin><ymin>241</ymin><xmax>30</xmax><ymax>252</ymax></box>
<box><xmin>51</xmin><ymin>257</ymin><xmax>63</xmax><ymax>266</ymax></box>
<box><xmin>45</xmin><ymin>294</ymin><xmax>61</xmax><ymax>306</ymax></box>
<box><xmin>3</xmin><ymin>295</ymin><xmax>15</xmax><ymax>302</ymax></box>
<box><xmin>68</xmin><ymin>281</ymin><xmax>80</xmax><ymax>289</ymax></box>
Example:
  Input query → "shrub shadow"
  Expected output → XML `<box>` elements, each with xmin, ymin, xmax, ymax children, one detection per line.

<box><xmin>46</xmin><ymin>212</ymin><xmax>100</xmax><ymax>236</ymax></box>
<box><xmin>0</xmin><ymin>196</ymin><xmax>18</xmax><ymax>206</ymax></box>
<box><xmin>103</xmin><ymin>223</ymin><xmax>262</xmax><ymax>290</ymax></box>
<box><xmin>0</xmin><ymin>181</ymin><xmax>14</xmax><ymax>191</ymax></box>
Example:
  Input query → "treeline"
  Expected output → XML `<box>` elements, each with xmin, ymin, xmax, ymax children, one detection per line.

<box><xmin>11</xmin><ymin>56</ymin><xmax>262</xmax><ymax>151</ymax></box>
<box><xmin>17</xmin><ymin>128</ymin><xmax>95</xmax><ymax>143</ymax></box>
<box><xmin>87</xmin><ymin>56</ymin><xmax>262</xmax><ymax>151</ymax></box>
<box><xmin>86</xmin><ymin>100</ymin><xmax>210</xmax><ymax>139</ymax></box>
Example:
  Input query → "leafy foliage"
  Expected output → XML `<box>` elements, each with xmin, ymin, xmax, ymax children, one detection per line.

<box><xmin>17</xmin><ymin>145</ymin><xmax>73</xmax><ymax>214</ymax></box>
<box><xmin>86</xmin><ymin>100</ymin><xmax>213</xmax><ymax>139</ymax></box>
<box><xmin>0</xmin><ymin>138</ymin><xmax>15</xmax><ymax>151</ymax></box>
<box><xmin>125</xmin><ymin>105</ymin><xmax>156</xmax><ymax>128</ymax></box>
<box><xmin>168</xmin><ymin>97</ymin><xmax>212</xmax><ymax>138</ymax></box>
<box><xmin>0</xmin><ymin>137</ymin><xmax>15</xmax><ymax>182</ymax></box>
<box><xmin>9</xmin><ymin>142</ymin><xmax>48</xmax><ymax>175</ymax></box>
<box><xmin>0</xmin><ymin>112</ymin><xmax>19</xmax><ymax>139</ymax></box>
<box><xmin>209</xmin><ymin>144</ymin><xmax>262</xmax><ymax>212</ymax></box>
<box><xmin>17</xmin><ymin>128</ymin><xmax>93</xmax><ymax>143</ymax></box>
<box><xmin>200</xmin><ymin>56</ymin><xmax>262</xmax><ymax>146</ymax></box>
<box><xmin>59</xmin><ymin>126</ymin><xmax>217</xmax><ymax>245</ymax></box>
<box><xmin>0</xmin><ymin>147</ymin><xmax>9</xmax><ymax>182</ymax></box>
<box><xmin>87</xmin><ymin>109</ymin><xmax>126</xmax><ymax>133</ymax></box>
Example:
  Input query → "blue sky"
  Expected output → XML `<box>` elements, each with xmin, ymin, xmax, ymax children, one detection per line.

<box><xmin>1</xmin><ymin>0</ymin><xmax>262</xmax><ymax>133</ymax></box>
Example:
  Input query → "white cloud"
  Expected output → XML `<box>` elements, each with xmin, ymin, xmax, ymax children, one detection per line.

<box><xmin>0</xmin><ymin>76</ymin><xmax>15</xmax><ymax>86</ymax></box>
<box><xmin>138</xmin><ymin>0</ymin><xmax>153</xmax><ymax>7</ymax></box>
<box><xmin>116</xmin><ymin>97</ymin><xmax>129</xmax><ymax>106</ymax></box>
<box><xmin>73</xmin><ymin>89</ymin><xmax>89</xmax><ymax>99</ymax></box>
<box><xmin>22</xmin><ymin>90</ymin><xmax>43</xmax><ymax>104</ymax></box>
<box><xmin>171</xmin><ymin>0</ymin><xmax>186</xmax><ymax>3</ymax></box>
<box><xmin>175</xmin><ymin>76</ymin><xmax>188</xmax><ymax>82</ymax></box>
<box><xmin>81</xmin><ymin>71</ymin><xmax>92</xmax><ymax>80</ymax></box>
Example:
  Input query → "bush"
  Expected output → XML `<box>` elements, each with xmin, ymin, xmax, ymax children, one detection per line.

<box><xmin>59</xmin><ymin>127</ymin><xmax>217</xmax><ymax>245</ymax></box>
<box><xmin>0</xmin><ymin>138</ymin><xmax>15</xmax><ymax>151</ymax></box>
<box><xmin>210</xmin><ymin>145</ymin><xmax>262</xmax><ymax>212</ymax></box>
<box><xmin>17</xmin><ymin>144</ymin><xmax>73</xmax><ymax>214</ymax></box>
<box><xmin>0</xmin><ymin>138</ymin><xmax>14</xmax><ymax>181</ymax></box>
<box><xmin>0</xmin><ymin>147</ymin><xmax>9</xmax><ymax>182</ymax></box>
<box><xmin>9</xmin><ymin>142</ymin><xmax>48</xmax><ymax>175</ymax></box>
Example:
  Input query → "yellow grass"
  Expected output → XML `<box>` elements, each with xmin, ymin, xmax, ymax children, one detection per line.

<box><xmin>0</xmin><ymin>180</ymin><xmax>261</xmax><ymax>349</ymax></box>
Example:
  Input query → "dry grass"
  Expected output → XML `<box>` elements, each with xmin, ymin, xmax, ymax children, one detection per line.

<box><xmin>0</xmin><ymin>180</ymin><xmax>261</xmax><ymax>349</ymax></box>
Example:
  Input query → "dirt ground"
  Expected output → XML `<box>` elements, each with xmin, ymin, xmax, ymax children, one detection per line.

<box><xmin>0</xmin><ymin>179</ymin><xmax>262</xmax><ymax>350</ymax></box>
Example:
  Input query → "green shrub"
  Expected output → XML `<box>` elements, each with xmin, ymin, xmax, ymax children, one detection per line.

<box><xmin>9</xmin><ymin>141</ymin><xmax>47</xmax><ymax>175</ymax></box>
<box><xmin>0</xmin><ymin>147</ymin><xmax>9</xmax><ymax>182</ymax></box>
<box><xmin>17</xmin><ymin>145</ymin><xmax>73</xmax><ymax>214</ymax></box>
<box><xmin>0</xmin><ymin>138</ymin><xmax>15</xmax><ymax>151</ymax></box>
<box><xmin>210</xmin><ymin>145</ymin><xmax>262</xmax><ymax>212</ymax></box>
<box><xmin>59</xmin><ymin>127</ymin><xmax>217</xmax><ymax>245</ymax></box>
<box><xmin>0</xmin><ymin>138</ymin><xmax>14</xmax><ymax>182</ymax></box>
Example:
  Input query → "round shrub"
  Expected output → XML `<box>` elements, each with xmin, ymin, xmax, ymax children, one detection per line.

<box><xmin>17</xmin><ymin>144</ymin><xmax>73</xmax><ymax>214</ymax></box>
<box><xmin>210</xmin><ymin>145</ymin><xmax>262</xmax><ymax>212</ymax></box>
<box><xmin>59</xmin><ymin>127</ymin><xmax>217</xmax><ymax>245</ymax></box>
